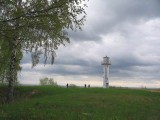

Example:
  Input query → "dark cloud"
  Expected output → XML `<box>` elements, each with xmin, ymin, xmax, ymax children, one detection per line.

<box><xmin>20</xmin><ymin>0</ymin><xmax>160</xmax><ymax>87</ymax></box>
<box><xmin>69</xmin><ymin>30</ymin><xmax>101</xmax><ymax>41</ymax></box>
<box><xmin>70</xmin><ymin>0</ymin><xmax>160</xmax><ymax>41</ymax></box>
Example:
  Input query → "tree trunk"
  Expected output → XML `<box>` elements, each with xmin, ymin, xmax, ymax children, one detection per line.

<box><xmin>6</xmin><ymin>42</ymin><xmax>17</xmax><ymax>103</ymax></box>
<box><xmin>2</xmin><ymin>73</ymin><xmax>5</xmax><ymax>84</ymax></box>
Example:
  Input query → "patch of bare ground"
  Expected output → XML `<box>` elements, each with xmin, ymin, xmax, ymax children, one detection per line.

<box><xmin>25</xmin><ymin>89</ymin><xmax>39</xmax><ymax>99</ymax></box>
<box><xmin>148</xmin><ymin>89</ymin><xmax>160</xmax><ymax>93</ymax></box>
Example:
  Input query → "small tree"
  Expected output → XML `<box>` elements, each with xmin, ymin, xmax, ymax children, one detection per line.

<box><xmin>39</xmin><ymin>77</ymin><xmax>57</xmax><ymax>86</ymax></box>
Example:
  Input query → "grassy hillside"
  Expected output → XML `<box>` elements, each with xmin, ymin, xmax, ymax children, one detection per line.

<box><xmin>0</xmin><ymin>85</ymin><xmax>160</xmax><ymax>120</ymax></box>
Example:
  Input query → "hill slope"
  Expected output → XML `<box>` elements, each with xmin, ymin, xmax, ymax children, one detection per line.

<box><xmin>0</xmin><ymin>86</ymin><xmax>160</xmax><ymax>120</ymax></box>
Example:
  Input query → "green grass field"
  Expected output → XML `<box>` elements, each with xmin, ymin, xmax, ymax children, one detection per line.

<box><xmin>0</xmin><ymin>85</ymin><xmax>160</xmax><ymax>120</ymax></box>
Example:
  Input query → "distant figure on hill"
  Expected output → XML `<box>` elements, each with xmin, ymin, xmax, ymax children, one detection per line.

<box><xmin>84</xmin><ymin>84</ymin><xmax>86</xmax><ymax>88</ymax></box>
<box><xmin>66</xmin><ymin>83</ymin><xmax>69</xmax><ymax>88</ymax></box>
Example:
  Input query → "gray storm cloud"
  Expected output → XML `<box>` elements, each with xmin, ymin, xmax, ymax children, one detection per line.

<box><xmin>20</xmin><ymin>0</ymin><xmax>160</xmax><ymax>87</ymax></box>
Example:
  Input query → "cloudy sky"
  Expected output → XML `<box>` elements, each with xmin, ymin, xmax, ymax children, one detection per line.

<box><xmin>19</xmin><ymin>0</ymin><xmax>160</xmax><ymax>88</ymax></box>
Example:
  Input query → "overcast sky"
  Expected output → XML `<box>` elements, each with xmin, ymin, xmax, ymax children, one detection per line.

<box><xmin>19</xmin><ymin>0</ymin><xmax>160</xmax><ymax>88</ymax></box>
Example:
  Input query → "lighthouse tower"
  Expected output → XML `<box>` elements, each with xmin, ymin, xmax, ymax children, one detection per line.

<box><xmin>101</xmin><ymin>56</ymin><xmax>111</xmax><ymax>88</ymax></box>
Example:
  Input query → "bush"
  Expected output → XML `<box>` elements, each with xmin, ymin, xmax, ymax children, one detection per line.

<box><xmin>69</xmin><ymin>84</ymin><xmax>77</xmax><ymax>88</ymax></box>
<box><xmin>39</xmin><ymin>77</ymin><xmax>57</xmax><ymax>86</ymax></box>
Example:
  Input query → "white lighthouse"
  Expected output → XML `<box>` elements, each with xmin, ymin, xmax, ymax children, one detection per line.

<box><xmin>101</xmin><ymin>56</ymin><xmax>111</xmax><ymax>88</ymax></box>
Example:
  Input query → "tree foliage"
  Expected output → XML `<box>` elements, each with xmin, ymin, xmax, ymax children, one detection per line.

<box><xmin>39</xmin><ymin>77</ymin><xmax>57</xmax><ymax>86</ymax></box>
<box><xmin>1</xmin><ymin>0</ymin><xmax>87</xmax><ymax>65</ymax></box>
<box><xmin>0</xmin><ymin>0</ymin><xmax>88</xmax><ymax>102</ymax></box>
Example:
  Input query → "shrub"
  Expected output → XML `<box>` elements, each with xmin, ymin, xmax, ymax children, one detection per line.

<box><xmin>39</xmin><ymin>77</ymin><xmax>57</xmax><ymax>86</ymax></box>
<box><xmin>69</xmin><ymin>84</ymin><xmax>77</xmax><ymax>88</ymax></box>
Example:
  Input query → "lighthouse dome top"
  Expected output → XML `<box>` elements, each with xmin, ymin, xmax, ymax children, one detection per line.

<box><xmin>101</xmin><ymin>56</ymin><xmax>111</xmax><ymax>65</ymax></box>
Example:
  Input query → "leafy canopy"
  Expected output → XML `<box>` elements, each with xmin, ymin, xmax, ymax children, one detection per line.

<box><xmin>0</xmin><ymin>0</ymin><xmax>88</xmax><ymax>66</ymax></box>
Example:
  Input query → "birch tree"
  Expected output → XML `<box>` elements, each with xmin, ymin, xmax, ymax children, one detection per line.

<box><xmin>0</xmin><ymin>0</ymin><xmax>88</xmax><ymax>103</ymax></box>
<box><xmin>0</xmin><ymin>39</ymin><xmax>22</xmax><ymax>84</ymax></box>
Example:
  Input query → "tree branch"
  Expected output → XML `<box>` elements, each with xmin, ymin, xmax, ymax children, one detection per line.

<box><xmin>0</xmin><ymin>1</ymin><xmax>66</xmax><ymax>23</ymax></box>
